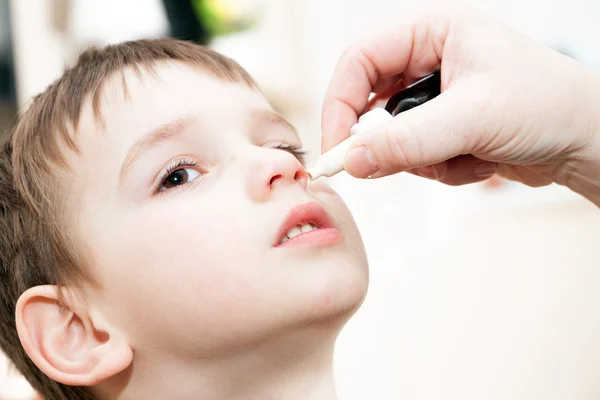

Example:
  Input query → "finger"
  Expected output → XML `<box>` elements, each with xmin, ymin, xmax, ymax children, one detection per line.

<box><xmin>344</xmin><ymin>83</ymin><xmax>488</xmax><ymax>178</ymax></box>
<box><xmin>366</xmin><ymin>76</ymin><xmax>406</xmax><ymax>110</ymax></box>
<box><xmin>411</xmin><ymin>161</ymin><xmax>448</xmax><ymax>181</ymax></box>
<box><xmin>367</xmin><ymin>77</ymin><xmax>407</xmax><ymax>110</ymax></box>
<box><xmin>440</xmin><ymin>155</ymin><xmax>497</xmax><ymax>185</ymax></box>
<box><xmin>412</xmin><ymin>156</ymin><xmax>497</xmax><ymax>185</ymax></box>
<box><xmin>321</xmin><ymin>7</ymin><xmax>453</xmax><ymax>153</ymax></box>
<box><xmin>372</xmin><ymin>74</ymin><xmax>404</xmax><ymax>94</ymax></box>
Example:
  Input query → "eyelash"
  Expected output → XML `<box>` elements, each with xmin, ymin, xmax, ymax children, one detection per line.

<box><xmin>273</xmin><ymin>144</ymin><xmax>308</xmax><ymax>165</ymax></box>
<box><xmin>152</xmin><ymin>144</ymin><xmax>307</xmax><ymax>194</ymax></box>
<box><xmin>153</xmin><ymin>156</ymin><xmax>199</xmax><ymax>194</ymax></box>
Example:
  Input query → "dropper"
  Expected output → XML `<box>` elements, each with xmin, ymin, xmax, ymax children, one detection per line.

<box><xmin>306</xmin><ymin>108</ymin><xmax>392</xmax><ymax>179</ymax></box>
<box><xmin>307</xmin><ymin>71</ymin><xmax>441</xmax><ymax>180</ymax></box>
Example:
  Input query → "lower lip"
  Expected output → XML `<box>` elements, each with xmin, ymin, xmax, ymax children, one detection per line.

<box><xmin>277</xmin><ymin>228</ymin><xmax>344</xmax><ymax>248</ymax></box>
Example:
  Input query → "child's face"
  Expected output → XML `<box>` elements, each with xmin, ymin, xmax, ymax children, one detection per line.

<box><xmin>69</xmin><ymin>63</ymin><xmax>368</xmax><ymax>358</ymax></box>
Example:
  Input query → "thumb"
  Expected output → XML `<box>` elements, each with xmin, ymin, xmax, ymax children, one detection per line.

<box><xmin>344</xmin><ymin>86</ymin><xmax>485</xmax><ymax>178</ymax></box>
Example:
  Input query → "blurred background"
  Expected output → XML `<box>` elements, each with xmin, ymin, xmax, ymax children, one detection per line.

<box><xmin>1</xmin><ymin>0</ymin><xmax>600</xmax><ymax>399</ymax></box>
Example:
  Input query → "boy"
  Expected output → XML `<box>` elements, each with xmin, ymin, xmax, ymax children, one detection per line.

<box><xmin>0</xmin><ymin>38</ymin><xmax>368</xmax><ymax>399</ymax></box>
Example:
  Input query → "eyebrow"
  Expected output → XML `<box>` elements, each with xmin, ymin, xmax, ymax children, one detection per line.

<box><xmin>252</xmin><ymin>109</ymin><xmax>299</xmax><ymax>140</ymax></box>
<box><xmin>119</xmin><ymin>115</ymin><xmax>196</xmax><ymax>185</ymax></box>
<box><xmin>118</xmin><ymin>110</ymin><xmax>298</xmax><ymax>186</ymax></box>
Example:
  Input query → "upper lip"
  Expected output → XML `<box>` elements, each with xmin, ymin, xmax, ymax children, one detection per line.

<box><xmin>274</xmin><ymin>202</ymin><xmax>335</xmax><ymax>246</ymax></box>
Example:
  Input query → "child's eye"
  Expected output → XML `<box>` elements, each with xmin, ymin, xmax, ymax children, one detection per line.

<box><xmin>161</xmin><ymin>168</ymin><xmax>201</xmax><ymax>191</ymax></box>
<box><xmin>154</xmin><ymin>157</ymin><xmax>202</xmax><ymax>194</ymax></box>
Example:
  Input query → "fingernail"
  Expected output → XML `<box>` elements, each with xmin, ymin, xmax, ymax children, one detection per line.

<box><xmin>345</xmin><ymin>146</ymin><xmax>379</xmax><ymax>178</ymax></box>
<box><xmin>414</xmin><ymin>166</ymin><xmax>441</xmax><ymax>180</ymax></box>
<box><xmin>474</xmin><ymin>162</ymin><xmax>497</xmax><ymax>178</ymax></box>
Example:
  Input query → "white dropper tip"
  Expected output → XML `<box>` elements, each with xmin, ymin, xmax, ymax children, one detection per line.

<box><xmin>307</xmin><ymin>108</ymin><xmax>393</xmax><ymax>180</ymax></box>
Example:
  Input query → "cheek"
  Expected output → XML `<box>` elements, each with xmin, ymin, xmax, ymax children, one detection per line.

<box><xmin>84</xmin><ymin>188</ymin><xmax>369</xmax><ymax>353</ymax></box>
<box><xmin>91</xmin><ymin>204</ymin><xmax>268</xmax><ymax>331</ymax></box>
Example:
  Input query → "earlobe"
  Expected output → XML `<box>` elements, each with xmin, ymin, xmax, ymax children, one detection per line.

<box><xmin>15</xmin><ymin>285</ymin><xmax>133</xmax><ymax>387</ymax></box>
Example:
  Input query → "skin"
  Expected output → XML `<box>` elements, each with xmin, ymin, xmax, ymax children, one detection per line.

<box><xmin>17</xmin><ymin>63</ymin><xmax>368</xmax><ymax>400</ymax></box>
<box><xmin>321</xmin><ymin>1</ymin><xmax>600</xmax><ymax>206</ymax></box>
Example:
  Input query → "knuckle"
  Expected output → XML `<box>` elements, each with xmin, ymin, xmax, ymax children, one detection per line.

<box><xmin>341</xmin><ymin>45</ymin><xmax>379</xmax><ymax>86</ymax></box>
<box><xmin>340</xmin><ymin>45</ymin><xmax>363</xmax><ymax>69</ymax></box>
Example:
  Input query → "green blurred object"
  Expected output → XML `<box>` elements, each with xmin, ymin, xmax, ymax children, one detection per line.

<box><xmin>191</xmin><ymin>0</ymin><xmax>257</xmax><ymax>37</ymax></box>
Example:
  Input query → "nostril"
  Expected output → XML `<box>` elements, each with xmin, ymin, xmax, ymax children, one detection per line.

<box><xmin>294</xmin><ymin>170</ymin><xmax>307</xmax><ymax>182</ymax></box>
<box><xmin>270</xmin><ymin>174</ymin><xmax>282</xmax><ymax>186</ymax></box>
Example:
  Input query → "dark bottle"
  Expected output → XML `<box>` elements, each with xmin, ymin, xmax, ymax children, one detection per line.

<box><xmin>385</xmin><ymin>71</ymin><xmax>441</xmax><ymax>116</ymax></box>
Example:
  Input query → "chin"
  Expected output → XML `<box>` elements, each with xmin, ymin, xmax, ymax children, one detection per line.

<box><xmin>298</xmin><ymin>253</ymin><xmax>369</xmax><ymax>328</ymax></box>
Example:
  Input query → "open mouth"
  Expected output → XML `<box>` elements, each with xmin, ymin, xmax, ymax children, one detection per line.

<box><xmin>280</xmin><ymin>222</ymin><xmax>320</xmax><ymax>244</ymax></box>
<box><xmin>274</xmin><ymin>202</ymin><xmax>342</xmax><ymax>248</ymax></box>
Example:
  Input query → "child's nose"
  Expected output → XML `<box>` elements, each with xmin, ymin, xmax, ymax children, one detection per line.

<box><xmin>246</xmin><ymin>150</ymin><xmax>308</xmax><ymax>202</ymax></box>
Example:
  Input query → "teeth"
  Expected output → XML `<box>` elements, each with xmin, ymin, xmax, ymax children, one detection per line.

<box><xmin>281</xmin><ymin>223</ymin><xmax>318</xmax><ymax>244</ymax></box>
<box><xmin>300</xmin><ymin>224</ymin><xmax>314</xmax><ymax>233</ymax></box>
<box><xmin>286</xmin><ymin>226</ymin><xmax>303</xmax><ymax>239</ymax></box>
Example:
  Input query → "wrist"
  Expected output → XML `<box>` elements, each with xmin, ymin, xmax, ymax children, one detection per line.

<box><xmin>559</xmin><ymin>101</ymin><xmax>600</xmax><ymax>206</ymax></box>
<box><xmin>560</xmin><ymin>156</ymin><xmax>600</xmax><ymax>207</ymax></box>
<box><xmin>557</xmin><ymin>68</ymin><xmax>600</xmax><ymax>206</ymax></box>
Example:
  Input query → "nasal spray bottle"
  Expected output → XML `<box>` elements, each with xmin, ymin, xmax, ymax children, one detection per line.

<box><xmin>307</xmin><ymin>71</ymin><xmax>441</xmax><ymax>180</ymax></box>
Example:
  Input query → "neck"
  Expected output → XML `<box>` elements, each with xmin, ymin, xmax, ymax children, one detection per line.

<box><xmin>96</xmin><ymin>326</ymin><xmax>340</xmax><ymax>400</ymax></box>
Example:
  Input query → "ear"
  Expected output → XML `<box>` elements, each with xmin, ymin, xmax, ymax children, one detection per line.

<box><xmin>15</xmin><ymin>285</ymin><xmax>133</xmax><ymax>386</ymax></box>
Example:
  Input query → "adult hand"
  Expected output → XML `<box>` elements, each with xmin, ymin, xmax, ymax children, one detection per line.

<box><xmin>321</xmin><ymin>2</ymin><xmax>600</xmax><ymax>206</ymax></box>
